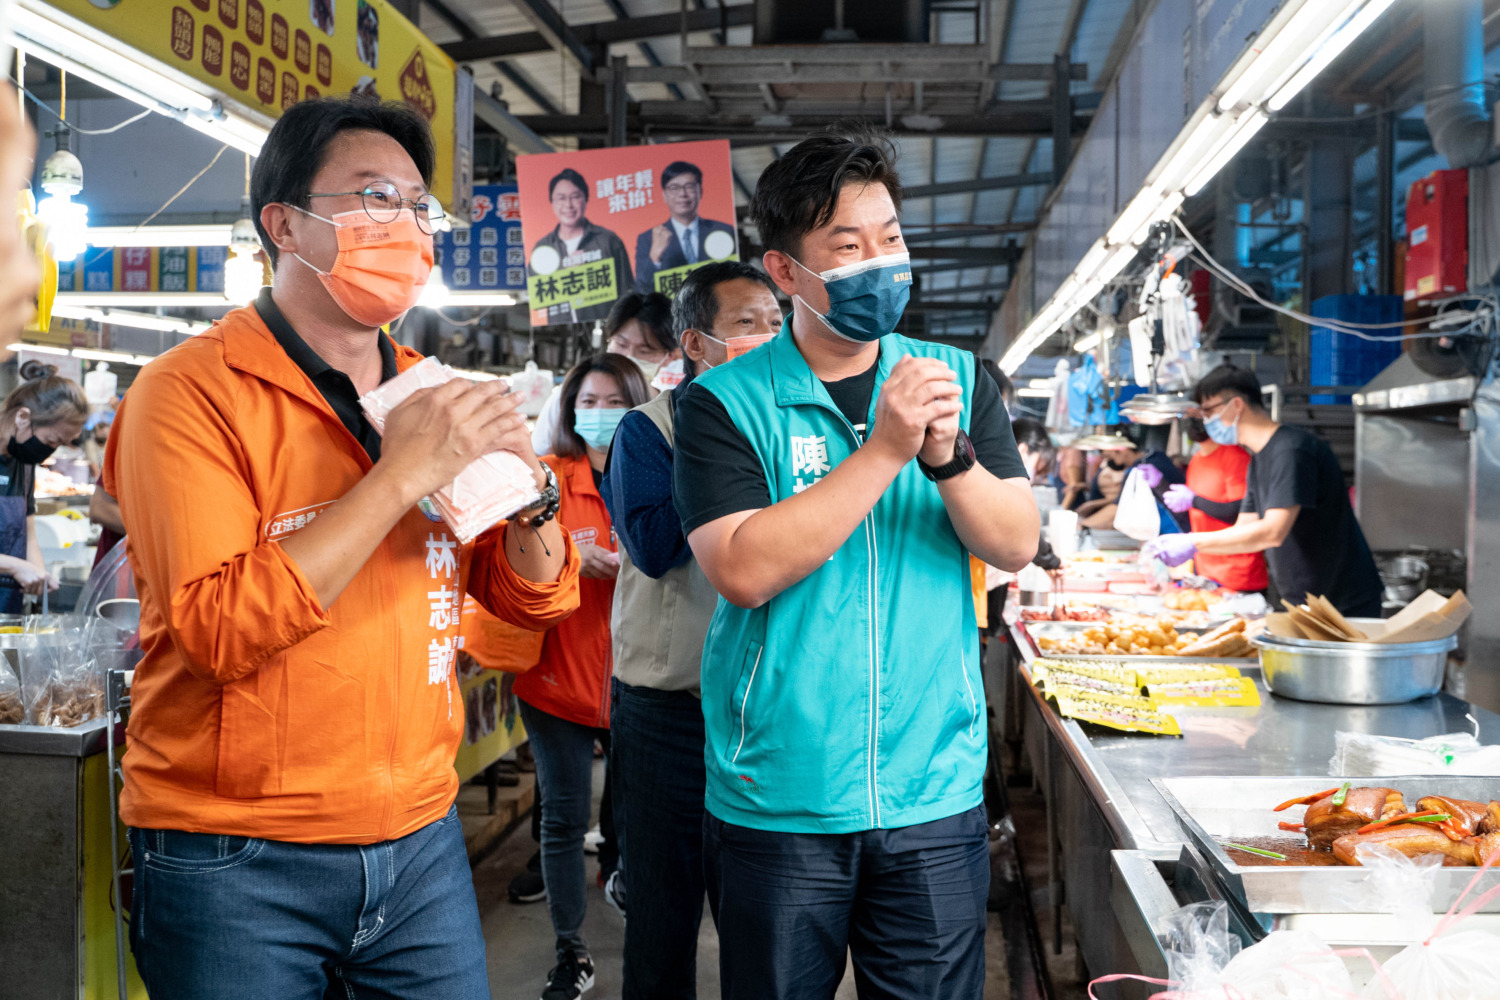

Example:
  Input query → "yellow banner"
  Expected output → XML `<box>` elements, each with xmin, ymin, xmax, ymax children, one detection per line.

<box><xmin>40</xmin><ymin>0</ymin><xmax>461</xmax><ymax>208</ymax></box>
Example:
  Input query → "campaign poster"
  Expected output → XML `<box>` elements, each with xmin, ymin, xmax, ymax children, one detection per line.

<box><xmin>434</xmin><ymin>184</ymin><xmax>526</xmax><ymax>292</ymax></box>
<box><xmin>515</xmin><ymin>139</ymin><xmax>739</xmax><ymax>327</ymax></box>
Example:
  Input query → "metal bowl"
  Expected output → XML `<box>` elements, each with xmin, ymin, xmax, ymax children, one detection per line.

<box><xmin>1251</xmin><ymin>632</ymin><xmax>1457</xmax><ymax>704</ymax></box>
<box><xmin>1260</xmin><ymin>618</ymin><xmax>1390</xmax><ymax>649</ymax></box>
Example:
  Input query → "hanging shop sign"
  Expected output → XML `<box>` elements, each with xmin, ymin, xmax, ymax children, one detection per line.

<box><xmin>35</xmin><ymin>0</ymin><xmax>470</xmax><ymax>215</ymax></box>
<box><xmin>515</xmin><ymin>139</ymin><xmax>739</xmax><ymax>327</ymax></box>
<box><xmin>55</xmin><ymin>246</ymin><xmax>225</xmax><ymax>293</ymax></box>
<box><xmin>433</xmin><ymin>183</ymin><xmax>526</xmax><ymax>294</ymax></box>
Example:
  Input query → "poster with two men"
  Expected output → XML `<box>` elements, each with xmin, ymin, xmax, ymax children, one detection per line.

<box><xmin>515</xmin><ymin>139</ymin><xmax>740</xmax><ymax>327</ymax></box>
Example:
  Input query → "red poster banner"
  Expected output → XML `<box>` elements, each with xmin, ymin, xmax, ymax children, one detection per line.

<box><xmin>515</xmin><ymin>140</ymin><xmax>739</xmax><ymax>328</ymax></box>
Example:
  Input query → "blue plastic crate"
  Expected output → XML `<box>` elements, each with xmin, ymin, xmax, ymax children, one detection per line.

<box><xmin>1309</xmin><ymin>295</ymin><xmax>1403</xmax><ymax>404</ymax></box>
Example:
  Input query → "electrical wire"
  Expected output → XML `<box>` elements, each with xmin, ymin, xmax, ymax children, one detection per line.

<box><xmin>436</xmin><ymin>307</ymin><xmax>496</xmax><ymax>326</ymax></box>
<box><xmin>80</xmin><ymin>143</ymin><xmax>230</xmax><ymax>265</ymax></box>
<box><xmin>8</xmin><ymin>79</ymin><xmax>153</xmax><ymax>134</ymax></box>
<box><xmin>1170</xmin><ymin>215</ymin><xmax>1498</xmax><ymax>342</ymax></box>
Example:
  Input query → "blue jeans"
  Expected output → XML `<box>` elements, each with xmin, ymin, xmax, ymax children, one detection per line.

<box><xmin>611</xmin><ymin>679</ymin><xmax>715</xmax><ymax>1000</ymax></box>
<box><xmin>705</xmin><ymin>805</ymin><xmax>989</xmax><ymax>1000</ymax></box>
<box><xmin>518</xmin><ymin>696</ymin><xmax>610</xmax><ymax>958</ymax></box>
<box><xmin>127</xmin><ymin>805</ymin><xmax>489</xmax><ymax>1000</ymax></box>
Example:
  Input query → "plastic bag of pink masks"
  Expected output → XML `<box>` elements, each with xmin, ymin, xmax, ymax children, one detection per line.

<box><xmin>359</xmin><ymin>357</ymin><xmax>542</xmax><ymax>543</ymax></box>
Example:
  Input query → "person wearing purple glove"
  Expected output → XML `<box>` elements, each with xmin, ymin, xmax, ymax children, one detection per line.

<box><xmin>1144</xmin><ymin>533</ymin><xmax>1198</xmax><ymax>566</ymax></box>
<box><xmin>1143</xmin><ymin>366</ymin><xmax>1381</xmax><ymax>617</ymax></box>
<box><xmin>1076</xmin><ymin>428</ymin><xmax>1186</xmax><ymax>530</ymax></box>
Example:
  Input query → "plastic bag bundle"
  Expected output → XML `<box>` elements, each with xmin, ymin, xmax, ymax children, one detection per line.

<box><xmin>1114</xmin><ymin>466</ymin><xmax>1162</xmax><ymax>542</ymax></box>
<box><xmin>1353</xmin><ymin>844</ymin><xmax>1500</xmax><ymax>999</ymax></box>
<box><xmin>0</xmin><ymin>650</ymin><xmax>20</xmax><ymax>724</ymax></box>
<box><xmin>1330</xmin><ymin>730</ymin><xmax>1500</xmax><ymax>777</ymax></box>
<box><xmin>1091</xmin><ymin>902</ymin><xmax>1361</xmax><ymax>999</ymax></box>
<box><xmin>360</xmin><ymin>358</ymin><xmax>542</xmax><ymax>544</ymax></box>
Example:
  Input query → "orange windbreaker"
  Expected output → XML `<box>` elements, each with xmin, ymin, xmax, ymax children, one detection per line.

<box><xmin>103</xmin><ymin>305</ymin><xmax>580</xmax><ymax>845</ymax></box>
<box><xmin>513</xmin><ymin>452</ymin><xmax>615</xmax><ymax>729</ymax></box>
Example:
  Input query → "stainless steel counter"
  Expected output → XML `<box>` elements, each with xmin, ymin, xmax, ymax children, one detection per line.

<box><xmin>1004</xmin><ymin>617</ymin><xmax>1500</xmax><ymax>986</ymax></box>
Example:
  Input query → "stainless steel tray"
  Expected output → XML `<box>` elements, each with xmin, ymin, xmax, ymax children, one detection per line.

<box><xmin>1155</xmin><ymin>775</ymin><xmax>1500</xmax><ymax>914</ymax></box>
<box><xmin>1025</xmin><ymin>621</ymin><xmax>1257</xmax><ymax>663</ymax></box>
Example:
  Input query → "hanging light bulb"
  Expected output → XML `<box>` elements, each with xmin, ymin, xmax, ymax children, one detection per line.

<box><xmin>223</xmin><ymin>156</ymin><xmax>264</xmax><ymax>305</ymax></box>
<box><xmin>418</xmin><ymin>264</ymin><xmax>449</xmax><ymax>310</ymax></box>
<box><xmin>223</xmin><ymin>219</ymin><xmax>264</xmax><ymax>306</ymax></box>
<box><xmin>37</xmin><ymin>138</ymin><xmax>87</xmax><ymax>262</ymax></box>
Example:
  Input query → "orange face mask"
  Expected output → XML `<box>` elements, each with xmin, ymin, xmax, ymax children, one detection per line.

<box><xmin>291</xmin><ymin>207</ymin><xmax>434</xmax><ymax>327</ymax></box>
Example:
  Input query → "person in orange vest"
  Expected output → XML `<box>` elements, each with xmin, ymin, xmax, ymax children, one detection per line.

<box><xmin>105</xmin><ymin>97</ymin><xmax>579</xmax><ymax>1000</ymax></box>
<box><xmin>514</xmin><ymin>353</ymin><xmax>652</xmax><ymax>1000</ymax></box>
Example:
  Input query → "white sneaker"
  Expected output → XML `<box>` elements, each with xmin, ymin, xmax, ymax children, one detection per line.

<box><xmin>582</xmin><ymin>825</ymin><xmax>603</xmax><ymax>855</ymax></box>
<box><xmin>604</xmin><ymin>869</ymin><xmax>626</xmax><ymax>922</ymax></box>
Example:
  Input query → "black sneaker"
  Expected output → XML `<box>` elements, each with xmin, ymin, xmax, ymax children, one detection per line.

<box><xmin>508</xmin><ymin>851</ymin><xmax>546</xmax><ymax>904</ymax></box>
<box><xmin>541</xmin><ymin>951</ymin><xmax>595</xmax><ymax>1000</ymax></box>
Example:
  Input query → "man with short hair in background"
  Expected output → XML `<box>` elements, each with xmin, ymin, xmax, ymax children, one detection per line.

<box><xmin>603</xmin><ymin>259</ymin><xmax>781</xmax><ymax>1000</ymax></box>
<box><xmin>633</xmin><ymin>160</ymin><xmax>737</xmax><ymax>294</ymax></box>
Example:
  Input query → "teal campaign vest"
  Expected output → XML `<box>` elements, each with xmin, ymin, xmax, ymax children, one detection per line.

<box><xmin>692</xmin><ymin>319</ymin><xmax>985</xmax><ymax>834</ymax></box>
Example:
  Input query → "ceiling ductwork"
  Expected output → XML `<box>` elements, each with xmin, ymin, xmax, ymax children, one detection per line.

<box><xmin>1424</xmin><ymin>0</ymin><xmax>1493</xmax><ymax>169</ymax></box>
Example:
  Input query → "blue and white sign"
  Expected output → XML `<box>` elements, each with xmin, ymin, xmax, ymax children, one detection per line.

<box><xmin>435</xmin><ymin>184</ymin><xmax>526</xmax><ymax>292</ymax></box>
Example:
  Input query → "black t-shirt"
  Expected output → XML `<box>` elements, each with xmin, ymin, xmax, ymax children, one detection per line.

<box><xmin>1242</xmin><ymin>424</ymin><xmax>1383</xmax><ymax>615</ymax></box>
<box><xmin>673</xmin><ymin>355</ymin><xmax>1027</xmax><ymax>535</ymax></box>
<box><xmin>0</xmin><ymin>454</ymin><xmax>36</xmax><ymax>516</ymax></box>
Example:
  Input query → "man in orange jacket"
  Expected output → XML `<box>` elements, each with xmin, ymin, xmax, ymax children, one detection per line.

<box><xmin>104</xmin><ymin>97</ymin><xmax>580</xmax><ymax>1000</ymax></box>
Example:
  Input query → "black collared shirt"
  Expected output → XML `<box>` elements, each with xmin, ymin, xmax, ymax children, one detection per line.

<box><xmin>255</xmin><ymin>288</ymin><xmax>397</xmax><ymax>461</ymax></box>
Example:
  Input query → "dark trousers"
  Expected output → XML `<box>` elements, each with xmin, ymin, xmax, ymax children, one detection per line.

<box><xmin>611</xmin><ymin>679</ymin><xmax>715</xmax><ymax>1000</ymax></box>
<box><xmin>705</xmin><ymin>804</ymin><xmax>989</xmax><ymax>1000</ymax></box>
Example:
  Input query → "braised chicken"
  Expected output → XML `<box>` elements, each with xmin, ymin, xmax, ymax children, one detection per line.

<box><xmin>1479</xmin><ymin>801</ymin><xmax>1500</xmax><ymax>835</ymax></box>
<box><xmin>1301</xmin><ymin>787</ymin><xmax>1404</xmax><ymax>850</ymax></box>
<box><xmin>1332</xmin><ymin>824</ymin><xmax>1479</xmax><ymax>867</ymax></box>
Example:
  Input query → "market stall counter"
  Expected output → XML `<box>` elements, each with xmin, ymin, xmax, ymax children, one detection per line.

<box><xmin>1003</xmin><ymin>609</ymin><xmax>1500</xmax><ymax>996</ymax></box>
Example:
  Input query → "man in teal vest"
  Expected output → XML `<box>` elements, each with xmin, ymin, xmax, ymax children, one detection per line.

<box><xmin>672</xmin><ymin>126</ymin><xmax>1040</xmax><ymax>998</ymax></box>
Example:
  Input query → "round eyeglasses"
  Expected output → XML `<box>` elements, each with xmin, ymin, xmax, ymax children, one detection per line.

<box><xmin>307</xmin><ymin>181</ymin><xmax>449</xmax><ymax>234</ymax></box>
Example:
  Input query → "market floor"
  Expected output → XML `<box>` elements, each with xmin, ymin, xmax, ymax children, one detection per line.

<box><xmin>471</xmin><ymin>760</ymin><xmax>1013</xmax><ymax>999</ymax></box>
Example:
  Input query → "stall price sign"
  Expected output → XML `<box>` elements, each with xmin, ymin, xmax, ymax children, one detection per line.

<box><xmin>55</xmin><ymin>247</ymin><xmax>230</xmax><ymax>294</ymax></box>
<box><xmin>516</xmin><ymin>139</ymin><xmax>739</xmax><ymax>327</ymax></box>
<box><xmin>434</xmin><ymin>184</ymin><xmax>525</xmax><ymax>292</ymax></box>
<box><xmin>43</xmin><ymin>0</ymin><xmax>464</xmax><ymax>212</ymax></box>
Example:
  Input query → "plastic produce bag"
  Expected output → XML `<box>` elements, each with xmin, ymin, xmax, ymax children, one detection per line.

<box><xmin>1353</xmin><ymin>844</ymin><xmax>1500</xmax><ymax>999</ymax></box>
<box><xmin>1114</xmin><ymin>466</ymin><xmax>1162</xmax><ymax>541</ymax></box>
<box><xmin>0</xmin><ymin>648</ymin><xmax>20</xmax><ymax>724</ymax></box>
<box><xmin>1329</xmin><ymin>730</ymin><xmax>1500</xmax><ymax>777</ymax></box>
<box><xmin>507</xmin><ymin>360</ymin><xmax>554</xmax><ymax>418</ymax></box>
<box><xmin>360</xmin><ymin>358</ymin><xmax>542</xmax><ymax>544</ymax></box>
<box><xmin>18</xmin><ymin>616</ymin><xmax>104</xmax><ymax>728</ymax></box>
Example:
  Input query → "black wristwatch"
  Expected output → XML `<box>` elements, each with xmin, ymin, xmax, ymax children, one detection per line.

<box><xmin>917</xmin><ymin>429</ymin><xmax>976</xmax><ymax>482</ymax></box>
<box><xmin>517</xmin><ymin>461</ymin><xmax>560</xmax><ymax>529</ymax></box>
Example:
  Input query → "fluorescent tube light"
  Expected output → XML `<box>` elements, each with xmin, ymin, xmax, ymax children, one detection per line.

<box><xmin>56</xmin><ymin>292</ymin><xmax>231</xmax><ymax>308</ymax></box>
<box><xmin>446</xmin><ymin>293</ymin><xmax>519</xmax><ymax>307</ymax></box>
<box><xmin>72</xmin><ymin>348</ymin><xmax>137</xmax><ymax>364</ymax></box>
<box><xmin>1016</xmin><ymin>387</ymin><xmax>1054</xmax><ymax>398</ymax></box>
<box><xmin>87</xmin><ymin>225</ymin><xmax>232</xmax><ymax>248</ymax></box>
<box><xmin>1184</xmin><ymin>111</ymin><xmax>1269</xmax><ymax>196</ymax></box>
<box><xmin>7</xmin><ymin>343</ymin><xmax>70</xmax><ymax>356</ymax></box>
<box><xmin>1268</xmin><ymin>0</ymin><xmax>1400</xmax><ymax>111</ymax></box>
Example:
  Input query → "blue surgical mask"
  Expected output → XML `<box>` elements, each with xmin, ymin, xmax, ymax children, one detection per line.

<box><xmin>1204</xmin><ymin>412</ymin><xmax>1238</xmax><ymax>446</ymax></box>
<box><xmin>790</xmin><ymin>252</ymin><xmax>912</xmax><ymax>343</ymax></box>
<box><xmin>574</xmin><ymin>407</ymin><xmax>628</xmax><ymax>450</ymax></box>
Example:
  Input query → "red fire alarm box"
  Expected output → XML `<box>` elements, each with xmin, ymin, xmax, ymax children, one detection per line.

<box><xmin>1405</xmin><ymin>168</ymin><xmax>1468</xmax><ymax>302</ymax></box>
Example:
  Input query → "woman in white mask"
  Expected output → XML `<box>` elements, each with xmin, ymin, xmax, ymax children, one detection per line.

<box><xmin>531</xmin><ymin>292</ymin><xmax>680</xmax><ymax>455</ymax></box>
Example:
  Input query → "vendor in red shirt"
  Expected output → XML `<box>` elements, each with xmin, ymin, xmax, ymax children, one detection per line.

<box><xmin>1162</xmin><ymin>416</ymin><xmax>1268</xmax><ymax>593</ymax></box>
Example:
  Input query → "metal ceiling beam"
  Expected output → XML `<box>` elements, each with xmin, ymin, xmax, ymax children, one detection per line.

<box><xmin>901</xmin><ymin>171</ymin><xmax>1051</xmax><ymax>199</ymax></box>
<box><xmin>508</xmin><ymin>0</ymin><xmax>597</xmax><ymax>77</ymax></box>
<box><xmin>474</xmin><ymin>87</ymin><xmax>553</xmax><ymax>154</ymax></box>
<box><xmin>902</xmin><ymin>224</ymin><xmax>1033</xmax><ymax>242</ymax></box>
<box><xmin>441</xmin><ymin>6</ymin><xmax>756</xmax><ymax>63</ymax></box>
<box><xmin>907</xmin><ymin>245</ymin><xmax>1023</xmax><ymax>263</ymax></box>
<box><xmin>625</xmin><ymin>61</ymin><xmax>1088</xmax><ymax>86</ymax></box>
<box><xmin>494</xmin><ymin>63</ymin><xmax>563</xmax><ymax>117</ymax></box>
<box><xmin>518</xmin><ymin>107</ymin><xmax>1075</xmax><ymax>139</ymax></box>
<box><xmin>423</xmin><ymin>0</ymin><xmax>565</xmax><ymax>115</ymax></box>
<box><xmin>912</xmin><ymin>258</ymin><xmax>1016</xmax><ymax>275</ymax></box>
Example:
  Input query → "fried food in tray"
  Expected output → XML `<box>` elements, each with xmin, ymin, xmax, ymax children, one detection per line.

<box><xmin>1271</xmin><ymin>785</ymin><xmax>1500</xmax><ymax>867</ymax></box>
<box><xmin>1034</xmin><ymin>615</ymin><xmax>1257</xmax><ymax>658</ymax></box>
